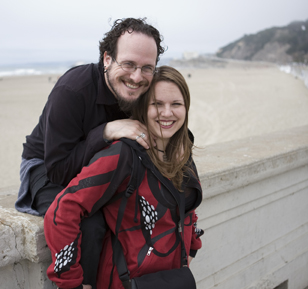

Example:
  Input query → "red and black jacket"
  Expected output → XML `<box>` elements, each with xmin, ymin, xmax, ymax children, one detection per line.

<box><xmin>44</xmin><ymin>139</ymin><xmax>203</xmax><ymax>289</ymax></box>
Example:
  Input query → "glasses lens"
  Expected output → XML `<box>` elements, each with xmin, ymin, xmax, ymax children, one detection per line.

<box><xmin>121</xmin><ymin>62</ymin><xmax>135</xmax><ymax>72</ymax></box>
<box><xmin>141</xmin><ymin>66</ymin><xmax>155</xmax><ymax>75</ymax></box>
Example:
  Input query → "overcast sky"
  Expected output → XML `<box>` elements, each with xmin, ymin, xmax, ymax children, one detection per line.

<box><xmin>1</xmin><ymin>0</ymin><xmax>307</xmax><ymax>66</ymax></box>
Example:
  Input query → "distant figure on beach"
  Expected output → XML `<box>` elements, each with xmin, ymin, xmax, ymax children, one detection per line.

<box><xmin>15</xmin><ymin>17</ymin><xmax>165</xmax><ymax>288</ymax></box>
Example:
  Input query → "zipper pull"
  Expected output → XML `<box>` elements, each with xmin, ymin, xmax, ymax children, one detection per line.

<box><xmin>147</xmin><ymin>246</ymin><xmax>154</xmax><ymax>256</ymax></box>
<box><xmin>178</xmin><ymin>222</ymin><xmax>182</xmax><ymax>233</ymax></box>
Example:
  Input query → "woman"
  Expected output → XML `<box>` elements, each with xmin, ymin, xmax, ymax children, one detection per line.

<box><xmin>44</xmin><ymin>66</ymin><xmax>203</xmax><ymax>289</ymax></box>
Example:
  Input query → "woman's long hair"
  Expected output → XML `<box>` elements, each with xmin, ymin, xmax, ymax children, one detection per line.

<box><xmin>132</xmin><ymin>66</ymin><xmax>193</xmax><ymax>190</ymax></box>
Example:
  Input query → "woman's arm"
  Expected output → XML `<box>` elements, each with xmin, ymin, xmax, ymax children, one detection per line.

<box><xmin>44</xmin><ymin>141</ymin><xmax>132</xmax><ymax>289</ymax></box>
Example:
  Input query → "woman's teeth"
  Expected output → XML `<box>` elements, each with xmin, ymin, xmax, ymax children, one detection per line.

<box><xmin>159</xmin><ymin>121</ymin><xmax>173</xmax><ymax>126</ymax></box>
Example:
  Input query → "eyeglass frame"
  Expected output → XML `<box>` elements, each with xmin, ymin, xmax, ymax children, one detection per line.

<box><xmin>112</xmin><ymin>58</ymin><xmax>157</xmax><ymax>76</ymax></box>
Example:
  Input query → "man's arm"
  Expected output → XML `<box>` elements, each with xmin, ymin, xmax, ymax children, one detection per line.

<box><xmin>43</xmin><ymin>87</ymin><xmax>107</xmax><ymax>186</ymax></box>
<box><xmin>45</xmin><ymin>142</ymin><xmax>132</xmax><ymax>289</ymax></box>
<box><xmin>43</xmin><ymin>87</ymin><xmax>150</xmax><ymax>186</ymax></box>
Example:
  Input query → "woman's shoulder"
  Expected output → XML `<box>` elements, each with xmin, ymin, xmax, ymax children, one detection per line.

<box><xmin>87</xmin><ymin>140</ymin><xmax>134</xmax><ymax>167</ymax></box>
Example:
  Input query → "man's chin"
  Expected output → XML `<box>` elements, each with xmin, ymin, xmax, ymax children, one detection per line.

<box><xmin>117</xmin><ymin>95</ymin><xmax>139</xmax><ymax>113</ymax></box>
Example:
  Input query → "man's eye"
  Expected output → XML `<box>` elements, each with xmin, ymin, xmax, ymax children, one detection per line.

<box><xmin>123</xmin><ymin>62</ymin><xmax>134</xmax><ymax>68</ymax></box>
<box><xmin>142</xmin><ymin>66</ymin><xmax>154</xmax><ymax>72</ymax></box>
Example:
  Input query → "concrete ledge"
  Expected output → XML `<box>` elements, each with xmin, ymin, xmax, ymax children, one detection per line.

<box><xmin>0</xmin><ymin>191</ymin><xmax>55</xmax><ymax>289</ymax></box>
<box><xmin>194</xmin><ymin>125</ymin><xmax>308</xmax><ymax>199</ymax></box>
<box><xmin>0</xmin><ymin>206</ymin><xmax>49</xmax><ymax>266</ymax></box>
<box><xmin>1</xmin><ymin>125</ymin><xmax>308</xmax><ymax>289</ymax></box>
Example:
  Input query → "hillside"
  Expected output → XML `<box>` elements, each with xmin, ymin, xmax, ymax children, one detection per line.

<box><xmin>216</xmin><ymin>20</ymin><xmax>308</xmax><ymax>64</ymax></box>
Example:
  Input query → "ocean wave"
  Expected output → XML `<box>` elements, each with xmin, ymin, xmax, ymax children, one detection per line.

<box><xmin>0</xmin><ymin>68</ymin><xmax>43</xmax><ymax>77</ymax></box>
<box><xmin>0</xmin><ymin>62</ymin><xmax>77</xmax><ymax>77</ymax></box>
<box><xmin>279</xmin><ymin>64</ymin><xmax>308</xmax><ymax>89</ymax></box>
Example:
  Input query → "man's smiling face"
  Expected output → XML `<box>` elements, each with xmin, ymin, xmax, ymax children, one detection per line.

<box><xmin>104</xmin><ymin>31</ymin><xmax>157</xmax><ymax>110</ymax></box>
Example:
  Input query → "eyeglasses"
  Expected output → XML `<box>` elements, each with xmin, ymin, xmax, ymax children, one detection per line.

<box><xmin>112</xmin><ymin>58</ymin><xmax>156</xmax><ymax>76</ymax></box>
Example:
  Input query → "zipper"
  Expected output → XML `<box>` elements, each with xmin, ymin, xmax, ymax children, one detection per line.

<box><xmin>147</xmin><ymin>246</ymin><xmax>154</xmax><ymax>256</ymax></box>
<box><xmin>178</xmin><ymin>221</ymin><xmax>182</xmax><ymax>233</ymax></box>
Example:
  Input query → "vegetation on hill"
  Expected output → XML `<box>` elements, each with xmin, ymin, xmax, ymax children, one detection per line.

<box><xmin>216</xmin><ymin>20</ymin><xmax>308</xmax><ymax>64</ymax></box>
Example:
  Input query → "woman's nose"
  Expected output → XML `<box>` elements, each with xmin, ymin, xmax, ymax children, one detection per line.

<box><xmin>160</xmin><ymin>105</ymin><xmax>173</xmax><ymax>117</ymax></box>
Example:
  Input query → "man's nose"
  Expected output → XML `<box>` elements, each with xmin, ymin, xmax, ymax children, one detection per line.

<box><xmin>129</xmin><ymin>68</ymin><xmax>143</xmax><ymax>83</ymax></box>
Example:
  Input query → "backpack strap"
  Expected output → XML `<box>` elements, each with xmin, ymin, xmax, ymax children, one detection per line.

<box><xmin>108</xmin><ymin>145</ymin><xmax>144</xmax><ymax>289</ymax></box>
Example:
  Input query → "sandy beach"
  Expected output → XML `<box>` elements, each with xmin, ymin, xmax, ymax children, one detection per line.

<box><xmin>1</xmin><ymin>62</ymin><xmax>308</xmax><ymax>190</ymax></box>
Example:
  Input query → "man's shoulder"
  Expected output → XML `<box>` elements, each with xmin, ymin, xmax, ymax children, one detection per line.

<box><xmin>55</xmin><ymin>63</ymin><xmax>98</xmax><ymax>92</ymax></box>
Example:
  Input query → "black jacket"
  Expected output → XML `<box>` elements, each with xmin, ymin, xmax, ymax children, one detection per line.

<box><xmin>22</xmin><ymin>63</ymin><xmax>128</xmax><ymax>186</ymax></box>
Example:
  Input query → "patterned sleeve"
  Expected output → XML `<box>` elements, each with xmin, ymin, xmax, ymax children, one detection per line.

<box><xmin>44</xmin><ymin>141</ymin><xmax>132</xmax><ymax>289</ymax></box>
<box><xmin>189</xmin><ymin>210</ymin><xmax>204</xmax><ymax>258</ymax></box>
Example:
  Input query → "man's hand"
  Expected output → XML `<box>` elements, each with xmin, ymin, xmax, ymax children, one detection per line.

<box><xmin>83</xmin><ymin>285</ymin><xmax>92</xmax><ymax>289</ymax></box>
<box><xmin>104</xmin><ymin>119</ymin><xmax>152</xmax><ymax>149</ymax></box>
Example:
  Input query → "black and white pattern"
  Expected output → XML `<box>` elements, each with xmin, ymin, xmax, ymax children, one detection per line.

<box><xmin>54</xmin><ymin>235</ymin><xmax>79</xmax><ymax>276</ymax></box>
<box><xmin>140</xmin><ymin>196</ymin><xmax>158</xmax><ymax>235</ymax></box>
<box><xmin>194</xmin><ymin>220</ymin><xmax>204</xmax><ymax>239</ymax></box>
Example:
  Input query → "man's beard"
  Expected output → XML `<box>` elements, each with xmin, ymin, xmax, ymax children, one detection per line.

<box><xmin>117</xmin><ymin>95</ymin><xmax>139</xmax><ymax>113</ymax></box>
<box><xmin>106</xmin><ymin>69</ymin><xmax>143</xmax><ymax>113</ymax></box>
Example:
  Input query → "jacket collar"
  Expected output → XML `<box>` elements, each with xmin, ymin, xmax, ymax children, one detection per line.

<box><xmin>95</xmin><ymin>62</ymin><xmax>118</xmax><ymax>106</ymax></box>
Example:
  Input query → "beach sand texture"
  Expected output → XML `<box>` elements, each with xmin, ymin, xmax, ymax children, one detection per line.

<box><xmin>1</xmin><ymin>63</ymin><xmax>308</xmax><ymax>189</ymax></box>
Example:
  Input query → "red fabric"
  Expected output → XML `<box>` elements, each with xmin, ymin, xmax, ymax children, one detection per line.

<box><xmin>44</xmin><ymin>141</ymin><xmax>202</xmax><ymax>289</ymax></box>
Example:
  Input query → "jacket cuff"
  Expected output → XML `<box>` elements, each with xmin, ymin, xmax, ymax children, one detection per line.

<box><xmin>190</xmin><ymin>249</ymin><xmax>198</xmax><ymax>258</ymax></box>
<box><xmin>59</xmin><ymin>285</ymin><xmax>83</xmax><ymax>289</ymax></box>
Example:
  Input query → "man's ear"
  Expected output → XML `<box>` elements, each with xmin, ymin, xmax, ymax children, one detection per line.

<box><xmin>104</xmin><ymin>52</ymin><xmax>112</xmax><ymax>68</ymax></box>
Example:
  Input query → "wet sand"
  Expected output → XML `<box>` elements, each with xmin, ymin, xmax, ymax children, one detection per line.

<box><xmin>1</xmin><ymin>63</ymin><xmax>308</xmax><ymax>189</ymax></box>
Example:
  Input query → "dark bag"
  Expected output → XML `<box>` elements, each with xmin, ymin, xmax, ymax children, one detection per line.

<box><xmin>131</xmin><ymin>267</ymin><xmax>196</xmax><ymax>289</ymax></box>
<box><xmin>112</xmin><ymin>231</ymin><xmax>197</xmax><ymax>289</ymax></box>
<box><xmin>110</xmin><ymin>139</ymin><xmax>197</xmax><ymax>289</ymax></box>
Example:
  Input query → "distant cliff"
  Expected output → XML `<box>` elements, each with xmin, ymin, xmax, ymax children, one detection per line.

<box><xmin>216</xmin><ymin>20</ymin><xmax>308</xmax><ymax>64</ymax></box>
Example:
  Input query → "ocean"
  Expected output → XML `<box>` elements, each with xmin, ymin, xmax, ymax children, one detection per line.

<box><xmin>0</xmin><ymin>61</ymin><xmax>82</xmax><ymax>77</ymax></box>
<box><xmin>0</xmin><ymin>58</ymin><xmax>173</xmax><ymax>78</ymax></box>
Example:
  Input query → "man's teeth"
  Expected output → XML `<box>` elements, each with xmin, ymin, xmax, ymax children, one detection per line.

<box><xmin>125</xmin><ymin>82</ymin><xmax>139</xmax><ymax>89</ymax></box>
<box><xmin>159</xmin><ymin>121</ymin><xmax>173</xmax><ymax>126</ymax></box>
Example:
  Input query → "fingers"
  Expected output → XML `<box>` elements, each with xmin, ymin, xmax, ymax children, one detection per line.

<box><xmin>135</xmin><ymin>132</ymin><xmax>146</xmax><ymax>141</ymax></box>
<box><xmin>149</xmin><ymin>133</ymin><xmax>157</xmax><ymax>148</ymax></box>
<box><xmin>135</xmin><ymin>131</ymin><xmax>149</xmax><ymax>149</ymax></box>
<box><xmin>103</xmin><ymin>119</ymin><xmax>150</xmax><ymax>149</ymax></box>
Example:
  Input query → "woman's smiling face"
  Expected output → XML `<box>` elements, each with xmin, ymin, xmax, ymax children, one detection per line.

<box><xmin>147</xmin><ymin>81</ymin><xmax>186</xmax><ymax>144</ymax></box>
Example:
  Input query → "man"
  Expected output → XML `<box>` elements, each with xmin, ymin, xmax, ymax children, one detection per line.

<box><xmin>15</xmin><ymin>18</ymin><xmax>165</xmax><ymax>289</ymax></box>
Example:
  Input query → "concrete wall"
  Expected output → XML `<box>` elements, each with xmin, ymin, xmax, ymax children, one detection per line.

<box><xmin>0</xmin><ymin>195</ymin><xmax>56</xmax><ymax>289</ymax></box>
<box><xmin>1</xmin><ymin>125</ymin><xmax>308</xmax><ymax>289</ymax></box>
<box><xmin>191</xmin><ymin>125</ymin><xmax>308</xmax><ymax>289</ymax></box>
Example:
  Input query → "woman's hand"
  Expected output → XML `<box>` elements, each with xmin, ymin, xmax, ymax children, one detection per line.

<box><xmin>83</xmin><ymin>285</ymin><xmax>92</xmax><ymax>289</ymax></box>
<box><xmin>188</xmin><ymin>256</ymin><xmax>194</xmax><ymax>265</ymax></box>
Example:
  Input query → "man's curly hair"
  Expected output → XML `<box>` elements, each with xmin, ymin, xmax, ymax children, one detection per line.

<box><xmin>99</xmin><ymin>18</ymin><xmax>165</xmax><ymax>65</ymax></box>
